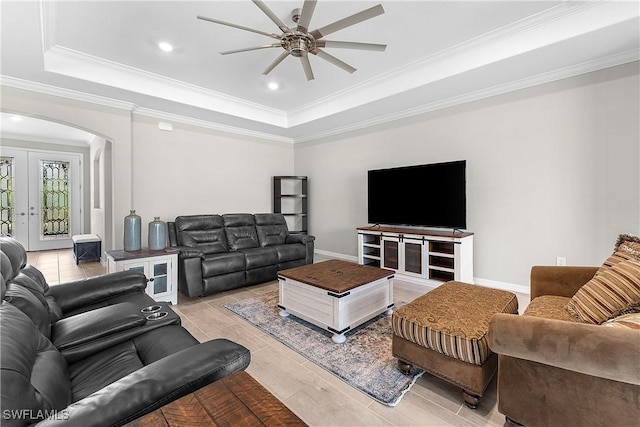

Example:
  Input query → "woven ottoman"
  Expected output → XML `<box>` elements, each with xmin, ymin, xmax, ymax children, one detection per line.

<box><xmin>392</xmin><ymin>281</ymin><xmax>518</xmax><ymax>409</ymax></box>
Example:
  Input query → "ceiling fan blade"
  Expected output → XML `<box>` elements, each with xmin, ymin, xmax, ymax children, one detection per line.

<box><xmin>300</xmin><ymin>55</ymin><xmax>315</xmax><ymax>81</ymax></box>
<box><xmin>263</xmin><ymin>51</ymin><xmax>290</xmax><ymax>75</ymax></box>
<box><xmin>296</xmin><ymin>0</ymin><xmax>317</xmax><ymax>33</ymax></box>
<box><xmin>197</xmin><ymin>15</ymin><xmax>279</xmax><ymax>39</ymax></box>
<box><xmin>312</xmin><ymin>49</ymin><xmax>356</xmax><ymax>74</ymax></box>
<box><xmin>252</xmin><ymin>0</ymin><xmax>292</xmax><ymax>34</ymax></box>
<box><xmin>221</xmin><ymin>44</ymin><xmax>281</xmax><ymax>55</ymax></box>
<box><xmin>310</xmin><ymin>4</ymin><xmax>384</xmax><ymax>39</ymax></box>
<box><xmin>316</xmin><ymin>40</ymin><xmax>386</xmax><ymax>51</ymax></box>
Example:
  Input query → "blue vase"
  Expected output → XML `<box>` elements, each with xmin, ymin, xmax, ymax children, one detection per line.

<box><xmin>124</xmin><ymin>210</ymin><xmax>141</xmax><ymax>251</ymax></box>
<box><xmin>148</xmin><ymin>217</ymin><xmax>167</xmax><ymax>250</ymax></box>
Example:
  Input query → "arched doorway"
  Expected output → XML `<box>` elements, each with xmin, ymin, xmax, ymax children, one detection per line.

<box><xmin>0</xmin><ymin>113</ymin><xmax>113</xmax><ymax>253</ymax></box>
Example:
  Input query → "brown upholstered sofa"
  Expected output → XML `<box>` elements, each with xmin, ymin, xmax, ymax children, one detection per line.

<box><xmin>488</xmin><ymin>262</ymin><xmax>640</xmax><ymax>427</ymax></box>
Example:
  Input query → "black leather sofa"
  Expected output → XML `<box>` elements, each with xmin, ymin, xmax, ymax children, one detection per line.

<box><xmin>167</xmin><ymin>213</ymin><xmax>315</xmax><ymax>298</ymax></box>
<box><xmin>0</xmin><ymin>237</ymin><xmax>250</xmax><ymax>427</ymax></box>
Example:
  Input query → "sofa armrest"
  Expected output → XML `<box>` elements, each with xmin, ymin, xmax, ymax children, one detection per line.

<box><xmin>286</xmin><ymin>234</ymin><xmax>315</xmax><ymax>244</ymax></box>
<box><xmin>38</xmin><ymin>338</ymin><xmax>251</xmax><ymax>427</ymax></box>
<box><xmin>51</xmin><ymin>302</ymin><xmax>146</xmax><ymax>351</ymax></box>
<box><xmin>488</xmin><ymin>313</ymin><xmax>640</xmax><ymax>385</ymax></box>
<box><xmin>530</xmin><ymin>266</ymin><xmax>598</xmax><ymax>299</ymax></box>
<box><xmin>172</xmin><ymin>246</ymin><xmax>204</xmax><ymax>259</ymax></box>
<box><xmin>47</xmin><ymin>271</ymin><xmax>147</xmax><ymax>313</ymax></box>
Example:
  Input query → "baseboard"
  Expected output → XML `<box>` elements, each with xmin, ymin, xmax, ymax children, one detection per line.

<box><xmin>314</xmin><ymin>249</ymin><xmax>358</xmax><ymax>263</ymax></box>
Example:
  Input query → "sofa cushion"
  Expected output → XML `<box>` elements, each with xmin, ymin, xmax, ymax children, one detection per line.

<box><xmin>0</xmin><ymin>237</ymin><xmax>27</xmax><ymax>281</ymax></box>
<box><xmin>523</xmin><ymin>295</ymin><xmax>575</xmax><ymax>322</ymax></box>
<box><xmin>1</xmin><ymin>302</ymin><xmax>72</xmax><ymax>419</ymax></box>
<box><xmin>223</xmin><ymin>214</ymin><xmax>260</xmax><ymax>250</ymax></box>
<box><xmin>255</xmin><ymin>213</ymin><xmax>289</xmax><ymax>247</ymax></box>
<box><xmin>175</xmin><ymin>215</ymin><xmax>228</xmax><ymax>255</ymax></box>
<box><xmin>240</xmin><ymin>247</ymin><xmax>279</xmax><ymax>270</ymax></box>
<box><xmin>272</xmin><ymin>243</ymin><xmax>306</xmax><ymax>263</ymax></box>
<box><xmin>567</xmin><ymin>258</ymin><xmax>640</xmax><ymax>324</ymax></box>
<box><xmin>4</xmin><ymin>282</ymin><xmax>52</xmax><ymax>338</ymax></box>
<box><xmin>202</xmin><ymin>252</ymin><xmax>246</xmax><ymax>277</ymax></box>
<box><xmin>69</xmin><ymin>340</ymin><xmax>144</xmax><ymax>402</ymax></box>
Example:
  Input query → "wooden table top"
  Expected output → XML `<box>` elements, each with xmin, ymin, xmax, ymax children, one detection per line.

<box><xmin>278</xmin><ymin>259</ymin><xmax>394</xmax><ymax>294</ymax></box>
<box><xmin>124</xmin><ymin>371</ymin><xmax>306</xmax><ymax>427</ymax></box>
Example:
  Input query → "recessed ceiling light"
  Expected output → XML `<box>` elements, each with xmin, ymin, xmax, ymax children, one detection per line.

<box><xmin>268</xmin><ymin>82</ymin><xmax>279</xmax><ymax>90</ymax></box>
<box><xmin>158</xmin><ymin>42</ymin><xmax>174</xmax><ymax>52</ymax></box>
<box><xmin>10</xmin><ymin>115</ymin><xmax>23</xmax><ymax>122</ymax></box>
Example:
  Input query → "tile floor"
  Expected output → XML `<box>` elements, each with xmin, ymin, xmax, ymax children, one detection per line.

<box><xmin>33</xmin><ymin>249</ymin><xmax>530</xmax><ymax>427</ymax></box>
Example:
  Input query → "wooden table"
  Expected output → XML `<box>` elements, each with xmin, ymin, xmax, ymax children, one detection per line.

<box><xmin>278</xmin><ymin>259</ymin><xmax>395</xmax><ymax>344</ymax></box>
<box><xmin>124</xmin><ymin>371</ymin><xmax>306</xmax><ymax>426</ymax></box>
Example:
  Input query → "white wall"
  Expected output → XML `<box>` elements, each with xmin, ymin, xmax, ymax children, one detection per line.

<box><xmin>131</xmin><ymin>114</ymin><xmax>294</xmax><ymax>245</ymax></box>
<box><xmin>3</xmin><ymin>63</ymin><xmax>638</xmax><ymax>291</ymax></box>
<box><xmin>294</xmin><ymin>62</ymin><xmax>640</xmax><ymax>289</ymax></box>
<box><xmin>89</xmin><ymin>135</ymin><xmax>107</xmax><ymax>252</ymax></box>
<box><xmin>1</xmin><ymin>87</ymin><xmax>295</xmax><ymax>251</ymax></box>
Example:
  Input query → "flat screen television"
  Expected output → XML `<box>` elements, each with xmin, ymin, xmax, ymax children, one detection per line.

<box><xmin>367</xmin><ymin>160</ymin><xmax>466</xmax><ymax>229</ymax></box>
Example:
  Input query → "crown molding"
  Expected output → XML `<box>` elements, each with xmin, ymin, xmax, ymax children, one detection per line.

<box><xmin>293</xmin><ymin>50</ymin><xmax>640</xmax><ymax>144</ymax></box>
<box><xmin>1</xmin><ymin>75</ymin><xmax>138</xmax><ymax>110</ymax></box>
<box><xmin>1</xmin><ymin>133</ymin><xmax>91</xmax><ymax>147</ymax></box>
<box><xmin>132</xmin><ymin>107</ymin><xmax>295</xmax><ymax>144</ymax></box>
<box><xmin>43</xmin><ymin>45</ymin><xmax>288</xmax><ymax>128</ymax></box>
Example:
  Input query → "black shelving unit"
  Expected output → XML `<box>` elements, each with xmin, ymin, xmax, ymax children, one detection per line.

<box><xmin>273</xmin><ymin>176</ymin><xmax>308</xmax><ymax>234</ymax></box>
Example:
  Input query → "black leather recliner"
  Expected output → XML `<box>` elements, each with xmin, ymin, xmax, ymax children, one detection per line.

<box><xmin>0</xmin><ymin>237</ymin><xmax>251</xmax><ymax>427</ymax></box>
<box><xmin>168</xmin><ymin>213</ymin><xmax>315</xmax><ymax>298</ymax></box>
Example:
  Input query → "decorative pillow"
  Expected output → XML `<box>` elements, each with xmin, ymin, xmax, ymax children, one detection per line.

<box><xmin>567</xmin><ymin>258</ymin><xmax>640</xmax><ymax>324</ymax></box>
<box><xmin>602</xmin><ymin>311</ymin><xmax>640</xmax><ymax>330</ymax></box>
<box><xmin>598</xmin><ymin>234</ymin><xmax>640</xmax><ymax>274</ymax></box>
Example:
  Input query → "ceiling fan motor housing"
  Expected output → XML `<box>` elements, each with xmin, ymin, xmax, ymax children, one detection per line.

<box><xmin>282</xmin><ymin>32</ymin><xmax>316</xmax><ymax>57</ymax></box>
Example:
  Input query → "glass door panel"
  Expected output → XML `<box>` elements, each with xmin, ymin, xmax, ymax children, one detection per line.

<box><xmin>404</xmin><ymin>241</ymin><xmax>423</xmax><ymax>274</ymax></box>
<box><xmin>153</xmin><ymin>276</ymin><xmax>168</xmax><ymax>294</ymax></box>
<box><xmin>151</xmin><ymin>261</ymin><xmax>169</xmax><ymax>295</ymax></box>
<box><xmin>0</xmin><ymin>156</ymin><xmax>15</xmax><ymax>236</ymax></box>
<box><xmin>383</xmin><ymin>239</ymin><xmax>399</xmax><ymax>270</ymax></box>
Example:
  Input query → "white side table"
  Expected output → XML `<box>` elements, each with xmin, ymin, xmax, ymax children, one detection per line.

<box><xmin>106</xmin><ymin>248</ymin><xmax>178</xmax><ymax>304</ymax></box>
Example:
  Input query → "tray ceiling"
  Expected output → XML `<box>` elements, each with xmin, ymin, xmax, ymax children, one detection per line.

<box><xmin>1</xmin><ymin>1</ymin><xmax>638</xmax><ymax>143</ymax></box>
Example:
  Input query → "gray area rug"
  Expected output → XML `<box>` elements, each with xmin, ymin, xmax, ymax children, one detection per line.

<box><xmin>224</xmin><ymin>290</ymin><xmax>423</xmax><ymax>406</ymax></box>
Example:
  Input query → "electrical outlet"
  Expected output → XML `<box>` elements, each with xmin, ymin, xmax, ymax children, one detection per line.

<box><xmin>556</xmin><ymin>256</ymin><xmax>567</xmax><ymax>266</ymax></box>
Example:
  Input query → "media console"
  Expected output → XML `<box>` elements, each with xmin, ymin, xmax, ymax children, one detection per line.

<box><xmin>357</xmin><ymin>226</ymin><xmax>473</xmax><ymax>286</ymax></box>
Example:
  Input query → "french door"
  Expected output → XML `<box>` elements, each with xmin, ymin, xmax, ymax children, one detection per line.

<box><xmin>0</xmin><ymin>148</ymin><xmax>82</xmax><ymax>251</ymax></box>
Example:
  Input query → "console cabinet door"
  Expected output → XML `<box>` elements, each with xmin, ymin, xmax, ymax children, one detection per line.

<box><xmin>382</xmin><ymin>235</ymin><xmax>426</xmax><ymax>278</ymax></box>
<box><xmin>403</xmin><ymin>239</ymin><xmax>424</xmax><ymax>275</ymax></box>
<box><xmin>382</xmin><ymin>237</ymin><xmax>399</xmax><ymax>270</ymax></box>
<box><xmin>115</xmin><ymin>256</ymin><xmax>176</xmax><ymax>304</ymax></box>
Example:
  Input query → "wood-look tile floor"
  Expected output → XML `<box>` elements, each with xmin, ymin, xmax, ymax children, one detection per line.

<box><xmin>34</xmin><ymin>249</ymin><xmax>530</xmax><ymax>427</ymax></box>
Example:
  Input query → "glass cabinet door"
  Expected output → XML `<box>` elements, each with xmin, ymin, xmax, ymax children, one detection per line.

<box><xmin>403</xmin><ymin>240</ymin><xmax>424</xmax><ymax>275</ymax></box>
<box><xmin>151</xmin><ymin>260</ymin><xmax>168</xmax><ymax>295</ymax></box>
<box><xmin>382</xmin><ymin>238</ymin><xmax>399</xmax><ymax>270</ymax></box>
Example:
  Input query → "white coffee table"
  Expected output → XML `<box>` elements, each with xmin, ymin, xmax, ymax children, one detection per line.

<box><xmin>278</xmin><ymin>260</ymin><xmax>394</xmax><ymax>343</ymax></box>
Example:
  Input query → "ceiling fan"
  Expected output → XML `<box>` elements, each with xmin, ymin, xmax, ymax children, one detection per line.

<box><xmin>197</xmin><ymin>0</ymin><xmax>386</xmax><ymax>81</ymax></box>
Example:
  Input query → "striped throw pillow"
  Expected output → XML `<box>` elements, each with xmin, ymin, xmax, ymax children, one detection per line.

<box><xmin>567</xmin><ymin>259</ymin><xmax>640</xmax><ymax>324</ymax></box>
<box><xmin>598</xmin><ymin>235</ymin><xmax>640</xmax><ymax>274</ymax></box>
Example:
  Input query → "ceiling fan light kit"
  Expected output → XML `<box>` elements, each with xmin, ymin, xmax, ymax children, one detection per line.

<box><xmin>198</xmin><ymin>0</ymin><xmax>386</xmax><ymax>81</ymax></box>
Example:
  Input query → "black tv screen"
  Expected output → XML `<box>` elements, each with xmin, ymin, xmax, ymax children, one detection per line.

<box><xmin>367</xmin><ymin>160</ymin><xmax>466</xmax><ymax>229</ymax></box>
